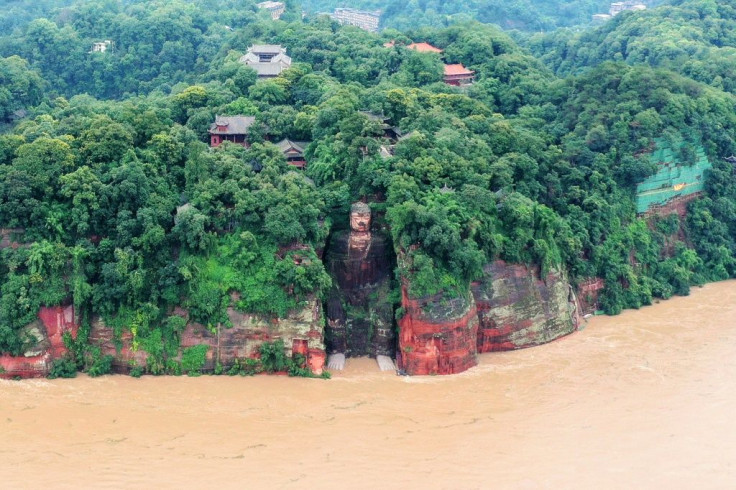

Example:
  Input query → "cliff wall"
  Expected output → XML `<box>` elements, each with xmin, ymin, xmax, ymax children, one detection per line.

<box><xmin>396</xmin><ymin>260</ymin><xmax>581</xmax><ymax>375</ymax></box>
<box><xmin>472</xmin><ymin>261</ymin><xmax>581</xmax><ymax>353</ymax></box>
<box><xmin>2</xmin><ymin>265</ymin><xmax>580</xmax><ymax>378</ymax></box>
<box><xmin>89</xmin><ymin>298</ymin><xmax>326</xmax><ymax>375</ymax></box>
<box><xmin>0</xmin><ymin>228</ymin><xmax>25</xmax><ymax>250</ymax></box>
<box><xmin>577</xmin><ymin>277</ymin><xmax>605</xmax><ymax>316</ymax></box>
<box><xmin>324</xmin><ymin>229</ymin><xmax>395</xmax><ymax>358</ymax></box>
<box><xmin>397</xmin><ymin>285</ymin><xmax>478</xmax><ymax>375</ymax></box>
<box><xmin>0</xmin><ymin>305</ymin><xmax>78</xmax><ymax>379</ymax></box>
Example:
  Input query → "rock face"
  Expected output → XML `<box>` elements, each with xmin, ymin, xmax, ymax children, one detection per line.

<box><xmin>577</xmin><ymin>277</ymin><xmax>605</xmax><ymax>316</ymax></box>
<box><xmin>324</xmin><ymin>203</ymin><xmax>395</xmax><ymax>359</ymax></box>
<box><xmin>3</xmin><ymin>263</ymin><xmax>580</xmax><ymax>378</ymax></box>
<box><xmin>89</xmin><ymin>298</ymin><xmax>326</xmax><ymax>375</ymax></box>
<box><xmin>472</xmin><ymin>261</ymin><xmax>581</xmax><ymax>353</ymax></box>
<box><xmin>88</xmin><ymin>317</ymin><xmax>149</xmax><ymax>373</ymax></box>
<box><xmin>397</xmin><ymin>285</ymin><xmax>479</xmax><ymax>375</ymax></box>
<box><xmin>396</xmin><ymin>260</ymin><xmax>581</xmax><ymax>375</ymax></box>
<box><xmin>0</xmin><ymin>305</ymin><xmax>78</xmax><ymax>379</ymax></box>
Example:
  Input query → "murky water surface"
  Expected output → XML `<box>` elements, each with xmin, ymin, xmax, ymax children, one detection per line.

<box><xmin>3</xmin><ymin>281</ymin><xmax>736</xmax><ymax>489</ymax></box>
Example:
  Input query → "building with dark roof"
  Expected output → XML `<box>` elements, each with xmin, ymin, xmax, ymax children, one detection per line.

<box><xmin>239</xmin><ymin>45</ymin><xmax>292</xmax><ymax>78</ymax></box>
<box><xmin>209</xmin><ymin>115</ymin><xmax>256</xmax><ymax>147</ymax></box>
<box><xmin>275</xmin><ymin>138</ymin><xmax>310</xmax><ymax>169</ymax></box>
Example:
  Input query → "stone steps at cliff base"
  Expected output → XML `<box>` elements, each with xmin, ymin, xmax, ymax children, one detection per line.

<box><xmin>376</xmin><ymin>355</ymin><xmax>395</xmax><ymax>371</ymax></box>
<box><xmin>327</xmin><ymin>353</ymin><xmax>346</xmax><ymax>370</ymax></box>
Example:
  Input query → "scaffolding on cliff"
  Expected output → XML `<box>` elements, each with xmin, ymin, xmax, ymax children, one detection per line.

<box><xmin>635</xmin><ymin>138</ymin><xmax>711</xmax><ymax>215</ymax></box>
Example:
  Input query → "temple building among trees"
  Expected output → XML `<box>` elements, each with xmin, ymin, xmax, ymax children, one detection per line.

<box><xmin>610</xmin><ymin>0</ymin><xmax>646</xmax><ymax>15</ymax></box>
<box><xmin>91</xmin><ymin>40</ymin><xmax>113</xmax><ymax>53</ymax></box>
<box><xmin>383</xmin><ymin>40</ymin><xmax>474</xmax><ymax>86</ymax></box>
<box><xmin>443</xmin><ymin>64</ymin><xmax>475</xmax><ymax>86</ymax></box>
<box><xmin>208</xmin><ymin>115</ymin><xmax>255</xmax><ymax>147</ymax></box>
<box><xmin>407</xmin><ymin>42</ymin><xmax>443</xmax><ymax>53</ymax></box>
<box><xmin>239</xmin><ymin>45</ymin><xmax>292</xmax><ymax>78</ymax></box>
<box><xmin>276</xmin><ymin>139</ymin><xmax>310</xmax><ymax>169</ymax></box>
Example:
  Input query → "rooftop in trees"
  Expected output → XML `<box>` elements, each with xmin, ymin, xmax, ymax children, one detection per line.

<box><xmin>407</xmin><ymin>42</ymin><xmax>442</xmax><ymax>53</ymax></box>
<box><xmin>239</xmin><ymin>45</ymin><xmax>292</xmax><ymax>77</ymax></box>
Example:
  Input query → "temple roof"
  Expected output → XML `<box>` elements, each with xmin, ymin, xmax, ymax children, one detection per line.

<box><xmin>275</xmin><ymin>138</ymin><xmax>310</xmax><ymax>153</ymax></box>
<box><xmin>239</xmin><ymin>48</ymin><xmax>292</xmax><ymax>76</ymax></box>
<box><xmin>208</xmin><ymin>115</ymin><xmax>256</xmax><ymax>135</ymax></box>
<box><xmin>249</xmin><ymin>44</ymin><xmax>285</xmax><ymax>54</ymax></box>
<box><xmin>407</xmin><ymin>42</ymin><xmax>443</xmax><ymax>53</ymax></box>
<box><xmin>359</xmin><ymin>111</ymin><xmax>390</xmax><ymax>124</ymax></box>
<box><xmin>444</xmin><ymin>63</ymin><xmax>475</xmax><ymax>76</ymax></box>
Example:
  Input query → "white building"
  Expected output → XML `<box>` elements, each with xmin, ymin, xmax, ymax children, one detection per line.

<box><xmin>331</xmin><ymin>8</ymin><xmax>380</xmax><ymax>32</ymax></box>
<box><xmin>91</xmin><ymin>40</ymin><xmax>113</xmax><ymax>53</ymax></box>
<box><xmin>257</xmin><ymin>1</ymin><xmax>285</xmax><ymax>20</ymax></box>
<box><xmin>609</xmin><ymin>1</ymin><xmax>646</xmax><ymax>16</ymax></box>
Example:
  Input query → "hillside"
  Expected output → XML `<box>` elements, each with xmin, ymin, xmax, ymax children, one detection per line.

<box><xmin>1</xmin><ymin>0</ymin><xmax>735</xmax><ymax>376</ymax></box>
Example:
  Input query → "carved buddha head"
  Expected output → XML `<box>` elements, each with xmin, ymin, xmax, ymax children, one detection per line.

<box><xmin>349</xmin><ymin>202</ymin><xmax>371</xmax><ymax>233</ymax></box>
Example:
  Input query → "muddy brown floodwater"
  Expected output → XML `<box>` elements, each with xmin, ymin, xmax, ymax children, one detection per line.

<box><xmin>3</xmin><ymin>281</ymin><xmax>736</xmax><ymax>489</ymax></box>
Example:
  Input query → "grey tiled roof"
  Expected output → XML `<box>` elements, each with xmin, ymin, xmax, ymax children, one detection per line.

<box><xmin>250</xmin><ymin>44</ymin><xmax>285</xmax><ymax>54</ymax></box>
<box><xmin>208</xmin><ymin>115</ymin><xmax>256</xmax><ymax>135</ymax></box>
<box><xmin>275</xmin><ymin>138</ymin><xmax>310</xmax><ymax>153</ymax></box>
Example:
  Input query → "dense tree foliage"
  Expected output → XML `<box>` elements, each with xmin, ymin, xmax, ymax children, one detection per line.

<box><xmin>0</xmin><ymin>56</ymin><xmax>44</xmax><ymax>124</ymax></box>
<box><xmin>303</xmin><ymin>0</ymin><xmax>655</xmax><ymax>32</ymax></box>
<box><xmin>527</xmin><ymin>0</ymin><xmax>736</xmax><ymax>94</ymax></box>
<box><xmin>2</xmin><ymin>0</ymin><xmax>736</xmax><ymax>360</ymax></box>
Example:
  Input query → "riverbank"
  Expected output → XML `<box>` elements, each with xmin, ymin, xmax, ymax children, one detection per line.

<box><xmin>2</xmin><ymin>280</ymin><xmax>736</xmax><ymax>489</ymax></box>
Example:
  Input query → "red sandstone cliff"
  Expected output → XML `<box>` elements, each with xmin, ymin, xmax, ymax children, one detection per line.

<box><xmin>397</xmin><ymin>260</ymin><xmax>582</xmax><ymax>375</ymax></box>
<box><xmin>0</xmin><ymin>306</ymin><xmax>78</xmax><ymax>379</ymax></box>
<box><xmin>472</xmin><ymin>261</ymin><xmax>582</xmax><ymax>353</ymax></box>
<box><xmin>397</xmin><ymin>285</ymin><xmax>479</xmax><ymax>375</ymax></box>
<box><xmin>88</xmin><ymin>298</ymin><xmax>326</xmax><ymax>376</ymax></box>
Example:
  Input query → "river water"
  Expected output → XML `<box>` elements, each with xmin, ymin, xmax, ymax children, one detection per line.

<box><xmin>2</xmin><ymin>281</ymin><xmax>736</xmax><ymax>489</ymax></box>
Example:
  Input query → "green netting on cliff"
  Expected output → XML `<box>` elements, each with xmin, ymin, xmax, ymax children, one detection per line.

<box><xmin>635</xmin><ymin>138</ymin><xmax>711</xmax><ymax>214</ymax></box>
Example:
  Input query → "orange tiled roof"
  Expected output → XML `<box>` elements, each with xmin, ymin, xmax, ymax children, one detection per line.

<box><xmin>407</xmin><ymin>42</ymin><xmax>443</xmax><ymax>53</ymax></box>
<box><xmin>444</xmin><ymin>63</ymin><xmax>474</xmax><ymax>76</ymax></box>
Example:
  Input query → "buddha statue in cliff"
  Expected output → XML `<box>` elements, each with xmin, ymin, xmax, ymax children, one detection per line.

<box><xmin>347</xmin><ymin>201</ymin><xmax>372</xmax><ymax>257</ymax></box>
<box><xmin>349</xmin><ymin>201</ymin><xmax>371</xmax><ymax>233</ymax></box>
<box><xmin>324</xmin><ymin>202</ymin><xmax>396</xmax><ymax>371</ymax></box>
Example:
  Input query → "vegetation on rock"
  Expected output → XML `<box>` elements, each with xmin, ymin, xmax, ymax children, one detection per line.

<box><xmin>1</xmin><ymin>0</ymin><xmax>735</xmax><ymax>371</ymax></box>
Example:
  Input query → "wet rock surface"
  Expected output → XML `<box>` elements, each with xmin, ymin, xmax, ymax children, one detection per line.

<box><xmin>397</xmin><ymin>285</ymin><xmax>479</xmax><ymax>376</ymax></box>
<box><xmin>472</xmin><ymin>261</ymin><xmax>581</xmax><ymax>353</ymax></box>
<box><xmin>396</xmin><ymin>260</ymin><xmax>581</xmax><ymax>375</ymax></box>
<box><xmin>0</xmin><ymin>306</ymin><xmax>78</xmax><ymax>379</ymax></box>
<box><xmin>89</xmin><ymin>299</ymin><xmax>327</xmax><ymax>375</ymax></box>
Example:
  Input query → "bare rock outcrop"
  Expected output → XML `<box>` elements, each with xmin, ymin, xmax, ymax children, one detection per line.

<box><xmin>397</xmin><ymin>285</ymin><xmax>479</xmax><ymax>375</ymax></box>
<box><xmin>0</xmin><ymin>306</ymin><xmax>78</xmax><ymax>379</ymax></box>
<box><xmin>472</xmin><ymin>261</ymin><xmax>581</xmax><ymax>353</ymax></box>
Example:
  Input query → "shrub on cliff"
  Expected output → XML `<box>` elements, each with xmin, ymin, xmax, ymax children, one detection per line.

<box><xmin>47</xmin><ymin>358</ymin><xmax>77</xmax><ymax>379</ymax></box>
<box><xmin>181</xmin><ymin>345</ymin><xmax>209</xmax><ymax>376</ymax></box>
